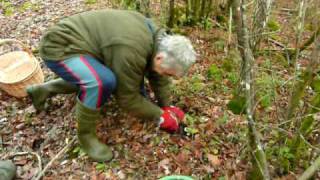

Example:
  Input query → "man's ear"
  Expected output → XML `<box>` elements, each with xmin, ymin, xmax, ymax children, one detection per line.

<box><xmin>155</xmin><ymin>53</ymin><xmax>164</xmax><ymax>64</ymax></box>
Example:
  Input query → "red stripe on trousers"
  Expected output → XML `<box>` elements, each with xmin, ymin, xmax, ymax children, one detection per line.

<box><xmin>79</xmin><ymin>55</ymin><xmax>103</xmax><ymax>108</ymax></box>
<box><xmin>58</xmin><ymin>61</ymin><xmax>87</xmax><ymax>101</ymax></box>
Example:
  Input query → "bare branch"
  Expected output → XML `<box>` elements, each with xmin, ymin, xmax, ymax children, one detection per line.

<box><xmin>298</xmin><ymin>155</ymin><xmax>320</xmax><ymax>180</ymax></box>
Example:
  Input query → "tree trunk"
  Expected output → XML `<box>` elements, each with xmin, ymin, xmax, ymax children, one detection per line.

<box><xmin>290</xmin><ymin>32</ymin><xmax>320</xmax><ymax>160</ymax></box>
<box><xmin>286</xmin><ymin>70</ymin><xmax>315</xmax><ymax>121</ymax></box>
<box><xmin>195</xmin><ymin>0</ymin><xmax>201</xmax><ymax>21</ymax></box>
<box><xmin>185</xmin><ymin>0</ymin><xmax>190</xmax><ymax>21</ymax></box>
<box><xmin>231</xmin><ymin>0</ymin><xmax>270</xmax><ymax>179</ymax></box>
<box><xmin>289</xmin><ymin>27</ymin><xmax>320</xmax><ymax>59</ymax></box>
<box><xmin>160</xmin><ymin>0</ymin><xmax>167</xmax><ymax>24</ymax></box>
<box><xmin>141</xmin><ymin>0</ymin><xmax>151</xmax><ymax>17</ymax></box>
<box><xmin>291</xmin><ymin>0</ymin><xmax>307</xmax><ymax>65</ymax></box>
<box><xmin>167</xmin><ymin>0</ymin><xmax>175</xmax><ymax>28</ymax></box>
<box><xmin>286</xmin><ymin>0</ymin><xmax>315</xmax><ymax>121</ymax></box>
<box><xmin>251</xmin><ymin>0</ymin><xmax>273</xmax><ymax>52</ymax></box>
<box><xmin>199</xmin><ymin>0</ymin><xmax>206</xmax><ymax>21</ymax></box>
<box><xmin>205</xmin><ymin>0</ymin><xmax>213</xmax><ymax>19</ymax></box>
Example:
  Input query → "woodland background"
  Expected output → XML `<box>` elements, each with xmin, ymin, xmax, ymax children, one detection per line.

<box><xmin>0</xmin><ymin>0</ymin><xmax>320</xmax><ymax>179</ymax></box>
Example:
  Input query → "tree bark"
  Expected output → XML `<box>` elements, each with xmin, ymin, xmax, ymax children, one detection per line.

<box><xmin>205</xmin><ymin>0</ymin><xmax>213</xmax><ymax>19</ymax></box>
<box><xmin>167</xmin><ymin>0</ymin><xmax>175</xmax><ymax>28</ymax></box>
<box><xmin>289</xmin><ymin>27</ymin><xmax>320</xmax><ymax>59</ymax></box>
<box><xmin>251</xmin><ymin>0</ymin><xmax>273</xmax><ymax>52</ymax></box>
<box><xmin>286</xmin><ymin>1</ymin><xmax>317</xmax><ymax>121</ymax></box>
<box><xmin>298</xmin><ymin>155</ymin><xmax>320</xmax><ymax>180</ymax></box>
<box><xmin>185</xmin><ymin>0</ymin><xmax>190</xmax><ymax>21</ymax></box>
<box><xmin>231</xmin><ymin>0</ymin><xmax>270</xmax><ymax>179</ymax></box>
<box><xmin>199</xmin><ymin>0</ymin><xmax>206</xmax><ymax>21</ymax></box>
<box><xmin>291</xmin><ymin>0</ymin><xmax>307</xmax><ymax>65</ymax></box>
<box><xmin>290</xmin><ymin>31</ymin><xmax>320</xmax><ymax>160</ymax></box>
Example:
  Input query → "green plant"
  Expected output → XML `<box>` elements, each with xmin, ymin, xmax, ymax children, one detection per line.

<box><xmin>207</xmin><ymin>64</ymin><xmax>223</xmax><ymax>81</ymax></box>
<box><xmin>85</xmin><ymin>0</ymin><xmax>97</xmax><ymax>4</ymax></box>
<box><xmin>96</xmin><ymin>162</ymin><xmax>107</xmax><ymax>172</ymax></box>
<box><xmin>189</xmin><ymin>75</ymin><xmax>205</xmax><ymax>93</ymax></box>
<box><xmin>311</xmin><ymin>75</ymin><xmax>320</xmax><ymax>93</ymax></box>
<box><xmin>226</xmin><ymin>72</ymin><xmax>239</xmax><ymax>85</ymax></box>
<box><xmin>256</xmin><ymin>73</ymin><xmax>279</xmax><ymax>108</ymax></box>
<box><xmin>216</xmin><ymin>15</ymin><xmax>227</xmax><ymax>23</ymax></box>
<box><xmin>69</xmin><ymin>146</ymin><xmax>86</xmax><ymax>158</ymax></box>
<box><xmin>267</xmin><ymin>19</ymin><xmax>281</xmax><ymax>31</ymax></box>
<box><xmin>227</xmin><ymin>95</ymin><xmax>246</xmax><ymax>114</ymax></box>
<box><xmin>4</xmin><ymin>5</ymin><xmax>14</xmax><ymax>16</ymax></box>
<box><xmin>23</xmin><ymin>113</ymin><xmax>33</xmax><ymax>125</ymax></box>
<box><xmin>213</xmin><ymin>40</ymin><xmax>225</xmax><ymax>51</ymax></box>
<box><xmin>168</xmin><ymin>144</ymin><xmax>180</xmax><ymax>154</ymax></box>
<box><xmin>184</xmin><ymin>127</ymin><xmax>199</xmax><ymax>136</ymax></box>
<box><xmin>121</xmin><ymin>0</ymin><xmax>137</xmax><ymax>10</ymax></box>
<box><xmin>216</xmin><ymin>111</ymin><xmax>229</xmax><ymax>125</ymax></box>
<box><xmin>19</xmin><ymin>1</ymin><xmax>32</xmax><ymax>11</ymax></box>
<box><xmin>278</xmin><ymin>146</ymin><xmax>294</xmax><ymax>174</ymax></box>
<box><xmin>222</xmin><ymin>59</ymin><xmax>234</xmax><ymax>71</ymax></box>
<box><xmin>151</xmin><ymin>136</ymin><xmax>161</xmax><ymax>146</ymax></box>
<box><xmin>185</xmin><ymin>114</ymin><xmax>197</xmax><ymax>125</ymax></box>
<box><xmin>201</xmin><ymin>18</ymin><xmax>213</xmax><ymax>30</ymax></box>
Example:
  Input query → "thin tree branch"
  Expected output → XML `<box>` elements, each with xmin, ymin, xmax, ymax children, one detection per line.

<box><xmin>298</xmin><ymin>155</ymin><xmax>320</xmax><ymax>180</ymax></box>
<box><xmin>34</xmin><ymin>136</ymin><xmax>76</xmax><ymax>180</ymax></box>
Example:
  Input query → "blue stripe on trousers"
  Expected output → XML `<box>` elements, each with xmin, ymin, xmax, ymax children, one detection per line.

<box><xmin>45</xmin><ymin>55</ymin><xmax>116</xmax><ymax>109</ymax></box>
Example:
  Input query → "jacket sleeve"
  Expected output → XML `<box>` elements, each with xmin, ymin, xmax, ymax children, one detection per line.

<box><xmin>147</xmin><ymin>70</ymin><xmax>172</xmax><ymax>107</ymax></box>
<box><xmin>111</xmin><ymin>47</ymin><xmax>163</xmax><ymax>120</ymax></box>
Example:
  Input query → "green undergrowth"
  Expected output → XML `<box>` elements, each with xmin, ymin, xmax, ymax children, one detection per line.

<box><xmin>1</xmin><ymin>0</ymin><xmax>40</xmax><ymax>16</ymax></box>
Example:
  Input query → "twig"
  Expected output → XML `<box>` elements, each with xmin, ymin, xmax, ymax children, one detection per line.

<box><xmin>33</xmin><ymin>136</ymin><xmax>76</xmax><ymax>180</ymax></box>
<box><xmin>280</xmin><ymin>8</ymin><xmax>297</xmax><ymax>13</ymax></box>
<box><xmin>228</xmin><ymin>6</ymin><xmax>233</xmax><ymax>46</ymax></box>
<box><xmin>254</xmin><ymin>122</ymin><xmax>291</xmax><ymax>135</ymax></box>
<box><xmin>298</xmin><ymin>154</ymin><xmax>320</xmax><ymax>180</ymax></box>
<box><xmin>2</xmin><ymin>151</ymin><xmax>43</xmax><ymax>174</ymax></box>
<box><xmin>268</xmin><ymin>38</ymin><xmax>286</xmax><ymax>48</ymax></box>
<box><xmin>249</xmin><ymin>30</ymin><xmax>280</xmax><ymax>38</ymax></box>
<box><xmin>299</xmin><ymin>134</ymin><xmax>320</xmax><ymax>153</ymax></box>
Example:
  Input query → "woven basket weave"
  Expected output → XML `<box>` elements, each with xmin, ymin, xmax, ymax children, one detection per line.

<box><xmin>0</xmin><ymin>39</ymin><xmax>44</xmax><ymax>98</ymax></box>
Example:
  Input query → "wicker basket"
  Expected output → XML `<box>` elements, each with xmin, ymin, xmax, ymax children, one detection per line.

<box><xmin>0</xmin><ymin>39</ymin><xmax>44</xmax><ymax>98</ymax></box>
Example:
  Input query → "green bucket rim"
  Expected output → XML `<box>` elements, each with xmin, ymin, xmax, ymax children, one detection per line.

<box><xmin>159</xmin><ymin>175</ymin><xmax>194</xmax><ymax>180</ymax></box>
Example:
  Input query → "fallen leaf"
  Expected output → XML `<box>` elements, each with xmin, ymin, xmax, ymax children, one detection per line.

<box><xmin>202</xmin><ymin>165</ymin><xmax>215</xmax><ymax>173</ymax></box>
<box><xmin>117</xmin><ymin>170</ymin><xmax>126</xmax><ymax>179</ymax></box>
<box><xmin>207</xmin><ymin>154</ymin><xmax>221</xmax><ymax>166</ymax></box>
<box><xmin>175</xmin><ymin>151</ymin><xmax>189</xmax><ymax>165</ymax></box>
<box><xmin>158</xmin><ymin>158</ymin><xmax>170</xmax><ymax>168</ymax></box>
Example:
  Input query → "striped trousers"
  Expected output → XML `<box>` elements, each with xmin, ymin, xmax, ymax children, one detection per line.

<box><xmin>45</xmin><ymin>55</ymin><xmax>116</xmax><ymax>109</ymax></box>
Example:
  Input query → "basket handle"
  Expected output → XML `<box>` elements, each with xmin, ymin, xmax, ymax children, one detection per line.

<box><xmin>0</xmin><ymin>39</ymin><xmax>33</xmax><ymax>56</ymax></box>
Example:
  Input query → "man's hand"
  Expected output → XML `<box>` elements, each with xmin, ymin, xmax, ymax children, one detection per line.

<box><xmin>159</xmin><ymin>109</ymin><xmax>179</xmax><ymax>133</ymax></box>
<box><xmin>162</xmin><ymin>106</ymin><xmax>185</xmax><ymax>121</ymax></box>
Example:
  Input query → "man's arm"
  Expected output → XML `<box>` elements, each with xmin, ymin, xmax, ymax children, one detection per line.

<box><xmin>147</xmin><ymin>70</ymin><xmax>172</xmax><ymax>107</ymax></box>
<box><xmin>111</xmin><ymin>46</ymin><xmax>163</xmax><ymax>120</ymax></box>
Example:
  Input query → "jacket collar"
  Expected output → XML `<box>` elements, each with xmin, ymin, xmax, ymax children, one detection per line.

<box><xmin>149</xmin><ymin>28</ymin><xmax>167</xmax><ymax>68</ymax></box>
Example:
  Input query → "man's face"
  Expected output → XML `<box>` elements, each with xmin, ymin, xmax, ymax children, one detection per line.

<box><xmin>153</xmin><ymin>53</ymin><xmax>181</xmax><ymax>79</ymax></box>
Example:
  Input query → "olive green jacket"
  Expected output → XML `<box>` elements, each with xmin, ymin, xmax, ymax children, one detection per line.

<box><xmin>39</xmin><ymin>10</ymin><xmax>171</xmax><ymax>120</ymax></box>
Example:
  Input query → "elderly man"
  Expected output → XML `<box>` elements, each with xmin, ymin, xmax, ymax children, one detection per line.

<box><xmin>27</xmin><ymin>9</ymin><xmax>196</xmax><ymax>162</ymax></box>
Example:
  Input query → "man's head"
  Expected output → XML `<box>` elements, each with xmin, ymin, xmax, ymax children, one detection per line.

<box><xmin>153</xmin><ymin>35</ymin><xmax>196</xmax><ymax>78</ymax></box>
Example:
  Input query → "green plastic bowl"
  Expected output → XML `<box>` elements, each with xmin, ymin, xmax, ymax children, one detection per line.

<box><xmin>159</xmin><ymin>175</ymin><xmax>194</xmax><ymax>180</ymax></box>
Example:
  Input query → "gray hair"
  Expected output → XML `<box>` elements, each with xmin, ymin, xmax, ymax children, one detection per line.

<box><xmin>157</xmin><ymin>35</ymin><xmax>197</xmax><ymax>76</ymax></box>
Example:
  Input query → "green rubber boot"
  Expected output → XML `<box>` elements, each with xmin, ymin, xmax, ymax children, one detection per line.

<box><xmin>0</xmin><ymin>160</ymin><xmax>16</xmax><ymax>180</ymax></box>
<box><xmin>76</xmin><ymin>99</ymin><xmax>113</xmax><ymax>162</ymax></box>
<box><xmin>26</xmin><ymin>78</ymin><xmax>78</xmax><ymax>111</ymax></box>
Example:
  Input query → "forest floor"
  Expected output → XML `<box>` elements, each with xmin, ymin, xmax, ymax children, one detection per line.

<box><xmin>0</xmin><ymin>0</ymin><xmax>319</xmax><ymax>179</ymax></box>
